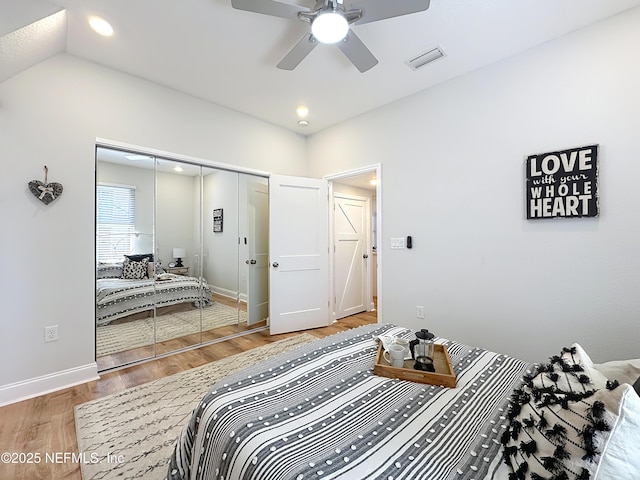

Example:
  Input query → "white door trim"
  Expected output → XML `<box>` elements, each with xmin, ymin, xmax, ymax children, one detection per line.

<box><xmin>325</xmin><ymin>164</ymin><xmax>382</xmax><ymax>325</ymax></box>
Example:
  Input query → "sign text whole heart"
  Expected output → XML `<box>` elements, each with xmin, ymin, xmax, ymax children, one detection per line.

<box><xmin>29</xmin><ymin>166</ymin><xmax>63</xmax><ymax>205</ymax></box>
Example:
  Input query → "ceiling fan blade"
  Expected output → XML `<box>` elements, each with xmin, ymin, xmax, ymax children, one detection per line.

<box><xmin>277</xmin><ymin>34</ymin><xmax>318</xmax><ymax>70</ymax></box>
<box><xmin>348</xmin><ymin>0</ymin><xmax>430</xmax><ymax>25</ymax></box>
<box><xmin>231</xmin><ymin>0</ymin><xmax>309</xmax><ymax>20</ymax></box>
<box><xmin>336</xmin><ymin>29</ymin><xmax>378</xmax><ymax>73</ymax></box>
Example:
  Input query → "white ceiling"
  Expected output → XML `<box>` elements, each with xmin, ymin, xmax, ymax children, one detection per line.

<box><xmin>3</xmin><ymin>0</ymin><xmax>640</xmax><ymax>135</ymax></box>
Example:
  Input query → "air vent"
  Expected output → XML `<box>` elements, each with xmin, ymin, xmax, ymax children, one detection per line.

<box><xmin>406</xmin><ymin>46</ymin><xmax>446</xmax><ymax>71</ymax></box>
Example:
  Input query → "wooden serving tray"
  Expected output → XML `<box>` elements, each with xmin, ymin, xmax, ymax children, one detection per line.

<box><xmin>373</xmin><ymin>343</ymin><xmax>457</xmax><ymax>388</ymax></box>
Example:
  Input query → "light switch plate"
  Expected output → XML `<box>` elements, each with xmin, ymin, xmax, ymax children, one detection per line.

<box><xmin>390</xmin><ymin>237</ymin><xmax>405</xmax><ymax>249</ymax></box>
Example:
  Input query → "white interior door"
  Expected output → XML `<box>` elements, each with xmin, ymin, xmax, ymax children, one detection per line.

<box><xmin>334</xmin><ymin>194</ymin><xmax>369</xmax><ymax>319</ymax></box>
<box><xmin>247</xmin><ymin>180</ymin><xmax>269</xmax><ymax>326</ymax></box>
<box><xmin>269</xmin><ymin>175</ymin><xmax>329</xmax><ymax>335</ymax></box>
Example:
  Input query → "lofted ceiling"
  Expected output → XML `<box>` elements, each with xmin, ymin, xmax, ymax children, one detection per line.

<box><xmin>2</xmin><ymin>0</ymin><xmax>640</xmax><ymax>135</ymax></box>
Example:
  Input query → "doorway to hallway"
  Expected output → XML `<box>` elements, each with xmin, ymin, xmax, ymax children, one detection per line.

<box><xmin>326</xmin><ymin>165</ymin><xmax>380</xmax><ymax>325</ymax></box>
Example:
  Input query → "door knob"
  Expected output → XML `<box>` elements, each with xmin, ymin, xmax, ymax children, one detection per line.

<box><xmin>363</xmin><ymin>254</ymin><xmax>369</xmax><ymax>259</ymax></box>
<box><xmin>250</xmin><ymin>259</ymin><xmax>257</xmax><ymax>265</ymax></box>
<box><xmin>272</xmin><ymin>262</ymin><xmax>279</xmax><ymax>268</ymax></box>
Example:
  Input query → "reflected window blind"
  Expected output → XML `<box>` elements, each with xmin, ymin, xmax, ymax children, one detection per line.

<box><xmin>97</xmin><ymin>184</ymin><xmax>136</xmax><ymax>263</ymax></box>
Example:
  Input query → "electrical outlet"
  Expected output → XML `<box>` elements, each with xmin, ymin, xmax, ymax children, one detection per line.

<box><xmin>416</xmin><ymin>306</ymin><xmax>425</xmax><ymax>319</ymax></box>
<box><xmin>44</xmin><ymin>325</ymin><xmax>58</xmax><ymax>343</ymax></box>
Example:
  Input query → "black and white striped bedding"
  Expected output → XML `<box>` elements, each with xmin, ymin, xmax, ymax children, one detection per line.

<box><xmin>96</xmin><ymin>274</ymin><xmax>212</xmax><ymax>326</ymax></box>
<box><xmin>167</xmin><ymin>324</ymin><xmax>531</xmax><ymax>480</ymax></box>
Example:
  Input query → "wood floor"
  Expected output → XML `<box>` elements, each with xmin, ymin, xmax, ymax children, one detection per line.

<box><xmin>96</xmin><ymin>293</ymin><xmax>255</xmax><ymax>371</ymax></box>
<box><xmin>0</xmin><ymin>309</ymin><xmax>377</xmax><ymax>480</ymax></box>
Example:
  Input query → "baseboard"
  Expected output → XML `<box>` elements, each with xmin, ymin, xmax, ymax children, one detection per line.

<box><xmin>211</xmin><ymin>286</ymin><xmax>247</xmax><ymax>303</ymax></box>
<box><xmin>0</xmin><ymin>363</ymin><xmax>99</xmax><ymax>407</ymax></box>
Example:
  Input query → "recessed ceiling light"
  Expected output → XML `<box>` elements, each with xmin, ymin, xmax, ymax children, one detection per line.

<box><xmin>89</xmin><ymin>16</ymin><xmax>114</xmax><ymax>36</ymax></box>
<box><xmin>174</xmin><ymin>166</ymin><xmax>183</xmax><ymax>172</ymax></box>
<box><xmin>296</xmin><ymin>105</ymin><xmax>309</xmax><ymax>118</ymax></box>
<box><xmin>298</xmin><ymin>120</ymin><xmax>309</xmax><ymax>127</ymax></box>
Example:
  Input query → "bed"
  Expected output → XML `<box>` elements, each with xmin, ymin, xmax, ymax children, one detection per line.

<box><xmin>97</xmin><ymin>260</ymin><xmax>212</xmax><ymax>326</ymax></box>
<box><xmin>167</xmin><ymin>324</ymin><xmax>640</xmax><ymax>480</ymax></box>
<box><xmin>167</xmin><ymin>324</ymin><xmax>523</xmax><ymax>480</ymax></box>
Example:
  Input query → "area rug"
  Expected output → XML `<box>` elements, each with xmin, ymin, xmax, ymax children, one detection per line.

<box><xmin>97</xmin><ymin>302</ymin><xmax>248</xmax><ymax>356</ymax></box>
<box><xmin>75</xmin><ymin>333</ymin><xmax>316</xmax><ymax>480</ymax></box>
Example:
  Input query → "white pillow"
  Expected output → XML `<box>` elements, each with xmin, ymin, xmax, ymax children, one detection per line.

<box><xmin>593</xmin><ymin>358</ymin><xmax>640</xmax><ymax>386</ymax></box>
<box><xmin>594</xmin><ymin>384</ymin><xmax>640</xmax><ymax>479</ymax></box>
<box><xmin>558</xmin><ymin>343</ymin><xmax>609</xmax><ymax>389</ymax></box>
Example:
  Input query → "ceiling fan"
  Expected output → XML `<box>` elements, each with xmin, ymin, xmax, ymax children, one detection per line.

<box><xmin>230</xmin><ymin>0</ymin><xmax>431</xmax><ymax>72</ymax></box>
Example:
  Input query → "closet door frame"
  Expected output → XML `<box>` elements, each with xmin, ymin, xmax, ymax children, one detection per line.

<box><xmin>95</xmin><ymin>139</ymin><xmax>271</xmax><ymax>372</ymax></box>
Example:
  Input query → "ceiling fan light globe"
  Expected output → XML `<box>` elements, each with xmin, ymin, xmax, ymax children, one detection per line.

<box><xmin>311</xmin><ymin>12</ymin><xmax>348</xmax><ymax>44</ymax></box>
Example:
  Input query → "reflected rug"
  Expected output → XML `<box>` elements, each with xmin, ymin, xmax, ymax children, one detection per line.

<box><xmin>75</xmin><ymin>333</ymin><xmax>316</xmax><ymax>480</ymax></box>
<box><xmin>97</xmin><ymin>302</ymin><xmax>248</xmax><ymax>356</ymax></box>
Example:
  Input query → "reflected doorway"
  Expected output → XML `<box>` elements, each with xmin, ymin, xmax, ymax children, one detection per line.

<box><xmin>327</xmin><ymin>166</ymin><xmax>380</xmax><ymax>325</ymax></box>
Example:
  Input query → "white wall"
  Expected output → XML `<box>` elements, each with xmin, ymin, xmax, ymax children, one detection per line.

<box><xmin>3</xmin><ymin>8</ymin><xmax>639</xmax><ymax>403</ymax></box>
<box><xmin>202</xmin><ymin>169</ymin><xmax>240</xmax><ymax>297</ymax></box>
<box><xmin>156</xmin><ymin>170</ymin><xmax>199</xmax><ymax>266</ymax></box>
<box><xmin>0</xmin><ymin>53</ymin><xmax>306</xmax><ymax>401</ymax></box>
<box><xmin>308</xmin><ymin>7</ymin><xmax>640</xmax><ymax>363</ymax></box>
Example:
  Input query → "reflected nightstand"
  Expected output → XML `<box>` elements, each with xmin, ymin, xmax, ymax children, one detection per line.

<box><xmin>165</xmin><ymin>266</ymin><xmax>189</xmax><ymax>276</ymax></box>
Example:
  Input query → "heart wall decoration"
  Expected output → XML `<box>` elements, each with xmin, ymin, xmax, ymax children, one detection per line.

<box><xmin>28</xmin><ymin>166</ymin><xmax>63</xmax><ymax>205</ymax></box>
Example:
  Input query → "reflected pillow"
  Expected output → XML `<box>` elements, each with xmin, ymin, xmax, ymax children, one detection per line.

<box><xmin>124</xmin><ymin>253</ymin><xmax>153</xmax><ymax>262</ymax></box>
<box><xmin>124</xmin><ymin>254</ymin><xmax>154</xmax><ymax>278</ymax></box>
<box><xmin>121</xmin><ymin>258</ymin><xmax>149</xmax><ymax>279</ymax></box>
<box><xmin>97</xmin><ymin>262</ymin><xmax>123</xmax><ymax>279</ymax></box>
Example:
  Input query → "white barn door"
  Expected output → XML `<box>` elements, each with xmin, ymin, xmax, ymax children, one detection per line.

<box><xmin>269</xmin><ymin>175</ymin><xmax>329</xmax><ymax>335</ymax></box>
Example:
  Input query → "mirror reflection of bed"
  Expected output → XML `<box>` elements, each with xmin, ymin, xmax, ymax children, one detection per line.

<box><xmin>96</xmin><ymin>146</ymin><xmax>269</xmax><ymax>372</ymax></box>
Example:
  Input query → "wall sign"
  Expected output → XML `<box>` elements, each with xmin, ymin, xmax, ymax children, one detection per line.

<box><xmin>525</xmin><ymin>144</ymin><xmax>599</xmax><ymax>219</ymax></box>
<box><xmin>213</xmin><ymin>208</ymin><xmax>223</xmax><ymax>232</ymax></box>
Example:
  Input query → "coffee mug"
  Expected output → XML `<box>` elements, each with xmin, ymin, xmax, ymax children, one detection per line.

<box><xmin>393</xmin><ymin>338</ymin><xmax>410</xmax><ymax>359</ymax></box>
<box><xmin>384</xmin><ymin>343</ymin><xmax>406</xmax><ymax>367</ymax></box>
<box><xmin>377</xmin><ymin>335</ymin><xmax>396</xmax><ymax>350</ymax></box>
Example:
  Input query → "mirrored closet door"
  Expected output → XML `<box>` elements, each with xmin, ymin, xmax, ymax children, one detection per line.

<box><xmin>95</xmin><ymin>146</ymin><xmax>269</xmax><ymax>372</ymax></box>
<box><xmin>154</xmin><ymin>159</ymin><xmax>205</xmax><ymax>356</ymax></box>
<box><xmin>96</xmin><ymin>152</ymin><xmax>156</xmax><ymax>369</ymax></box>
<box><xmin>200</xmin><ymin>166</ymin><xmax>241</xmax><ymax>343</ymax></box>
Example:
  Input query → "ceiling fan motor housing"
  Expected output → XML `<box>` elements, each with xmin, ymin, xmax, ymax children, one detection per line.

<box><xmin>230</xmin><ymin>0</ymin><xmax>431</xmax><ymax>71</ymax></box>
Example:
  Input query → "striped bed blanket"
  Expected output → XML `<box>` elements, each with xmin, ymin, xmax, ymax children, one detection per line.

<box><xmin>96</xmin><ymin>274</ymin><xmax>212</xmax><ymax>326</ymax></box>
<box><xmin>167</xmin><ymin>324</ymin><xmax>531</xmax><ymax>480</ymax></box>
